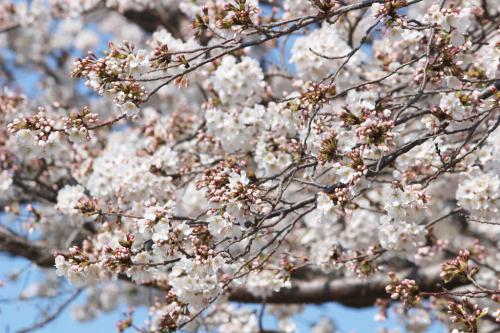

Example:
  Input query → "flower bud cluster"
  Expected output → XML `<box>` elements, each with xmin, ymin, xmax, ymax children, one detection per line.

<box><xmin>155</xmin><ymin>291</ymin><xmax>187</xmax><ymax>331</ymax></box>
<box><xmin>150</xmin><ymin>43</ymin><xmax>190</xmax><ymax>72</ymax></box>
<box><xmin>7</xmin><ymin>108</ymin><xmax>65</xmax><ymax>159</ymax></box>
<box><xmin>316</xmin><ymin>187</ymin><xmax>351</xmax><ymax>221</ymax></box>
<box><xmin>287</xmin><ymin>82</ymin><xmax>336</xmax><ymax>116</ymax></box>
<box><xmin>371</xmin><ymin>0</ymin><xmax>408</xmax><ymax>19</ymax></box>
<box><xmin>55</xmin><ymin>246</ymin><xmax>103</xmax><ymax>285</ymax></box>
<box><xmin>318</xmin><ymin>130</ymin><xmax>340</xmax><ymax>164</ymax></box>
<box><xmin>386</xmin><ymin>272</ymin><xmax>421</xmax><ymax>308</ymax></box>
<box><xmin>0</xmin><ymin>89</ymin><xmax>26</xmax><ymax>114</ymax></box>
<box><xmin>72</xmin><ymin>42</ymin><xmax>148</xmax><ymax>116</ymax></box>
<box><xmin>440</xmin><ymin>249</ymin><xmax>479</xmax><ymax>284</ymax></box>
<box><xmin>217</xmin><ymin>0</ymin><xmax>260</xmax><ymax>30</ymax></box>
<box><xmin>355</xmin><ymin>115</ymin><xmax>395</xmax><ymax>151</ymax></box>
<box><xmin>7</xmin><ymin>108</ymin><xmax>57</xmax><ymax>141</ymax></box>
<box><xmin>62</xmin><ymin>106</ymin><xmax>98</xmax><ymax>143</ymax></box>
<box><xmin>197</xmin><ymin>161</ymin><xmax>260</xmax><ymax>207</ymax></box>
<box><xmin>447</xmin><ymin>300</ymin><xmax>489</xmax><ymax>333</ymax></box>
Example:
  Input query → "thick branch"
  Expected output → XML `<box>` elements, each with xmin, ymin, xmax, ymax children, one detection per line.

<box><xmin>228</xmin><ymin>264</ymin><xmax>456</xmax><ymax>307</ymax></box>
<box><xmin>0</xmin><ymin>226</ymin><xmax>55</xmax><ymax>267</ymax></box>
<box><xmin>0</xmin><ymin>229</ymin><xmax>462</xmax><ymax>308</ymax></box>
<box><xmin>122</xmin><ymin>8</ymin><xmax>183</xmax><ymax>37</ymax></box>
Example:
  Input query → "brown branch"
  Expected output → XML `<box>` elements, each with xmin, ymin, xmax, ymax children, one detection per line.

<box><xmin>0</xmin><ymin>226</ymin><xmax>55</xmax><ymax>267</ymax></box>
<box><xmin>228</xmin><ymin>264</ymin><xmax>461</xmax><ymax>307</ymax></box>
<box><xmin>0</xmin><ymin>226</ymin><xmax>464</xmax><ymax>308</ymax></box>
<box><xmin>122</xmin><ymin>7</ymin><xmax>183</xmax><ymax>37</ymax></box>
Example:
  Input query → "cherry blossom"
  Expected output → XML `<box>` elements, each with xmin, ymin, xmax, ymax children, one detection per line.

<box><xmin>0</xmin><ymin>0</ymin><xmax>498</xmax><ymax>332</ymax></box>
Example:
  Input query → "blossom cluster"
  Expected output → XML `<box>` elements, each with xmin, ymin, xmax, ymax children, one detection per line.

<box><xmin>0</xmin><ymin>0</ymin><xmax>498</xmax><ymax>332</ymax></box>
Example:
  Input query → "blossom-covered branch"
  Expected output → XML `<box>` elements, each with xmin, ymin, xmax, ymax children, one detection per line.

<box><xmin>0</xmin><ymin>0</ymin><xmax>498</xmax><ymax>332</ymax></box>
